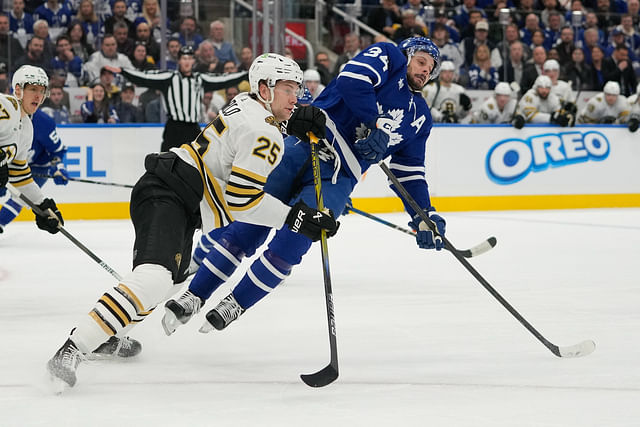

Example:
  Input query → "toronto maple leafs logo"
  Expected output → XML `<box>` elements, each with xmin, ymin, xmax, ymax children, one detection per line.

<box><xmin>398</xmin><ymin>78</ymin><xmax>404</xmax><ymax>90</ymax></box>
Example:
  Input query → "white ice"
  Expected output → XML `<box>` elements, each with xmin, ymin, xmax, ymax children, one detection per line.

<box><xmin>1</xmin><ymin>209</ymin><xmax>639</xmax><ymax>427</ymax></box>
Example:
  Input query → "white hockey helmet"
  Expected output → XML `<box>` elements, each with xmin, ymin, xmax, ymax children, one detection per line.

<box><xmin>249</xmin><ymin>53</ymin><xmax>304</xmax><ymax>102</ymax></box>
<box><xmin>12</xmin><ymin>65</ymin><xmax>50</xmax><ymax>98</ymax></box>
<box><xmin>303</xmin><ymin>69</ymin><xmax>321</xmax><ymax>82</ymax></box>
<box><xmin>440</xmin><ymin>61</ymin><xmax>455</xmax><ymax>72</ymax></box>
<box><xmin>495</xmin><ymin>82</ymin><xmax>512</xmax><ymax>96</ymax></box>
<box><xmin>603</xmin><ymin>81</ymin><xmax>620</xmax><ymax>95</ymax></box>
<box><xmin>533</xmin><ymin>75</ymin><xmax>552</xmax><ymax>89</ymax></box>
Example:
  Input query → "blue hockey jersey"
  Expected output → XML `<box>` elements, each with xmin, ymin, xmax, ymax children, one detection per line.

<box><xmin>312</xmin><ymin>42</ymin><xmax>435</xmax><ymax>215</ymax></box>
<box><xmin>29</xmin><ymin>109</ymin><xmax>66</xmax><ymax>168</ymax></box>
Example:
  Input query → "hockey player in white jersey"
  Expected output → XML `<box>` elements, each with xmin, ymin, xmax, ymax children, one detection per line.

<box><xmin>422</xmin><ymin>61</ymin><xmax>472</xmax><ymax>123</ymax></box>
<box><xmin>577</xmin><ymin>81</ymin><xmax>631</xmax><ymax>125</ymax></box>
<box><xmin>542</xmin><ymin>59</ymin><xmax>575</xmax><ymax>105</ymax></box>
<box><xmin>512</xmin><ymin>75</ymin><xmax>573</xmax><ymax>128</ymax></box>
<box><xmin>46</xmin><ymin>53</ymin><xmax>338</xmax><ymax>389</ymax></box>
<box><xmin>471</xmin><ymin>82</ymin><xmax>517</xmax><ymax>124</ymax></box>
<box><xmin>0</xmin><ymin>65</ymin><xmax>64</xmax><ymax>235</ymax></box>
<box><xmin>627</xmin><ymin>83</ymin><xmax>640</xmax><ymax>133</ymax></box>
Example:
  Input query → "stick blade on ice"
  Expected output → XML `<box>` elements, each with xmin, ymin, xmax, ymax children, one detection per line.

<box><xmin>300</xmin><ymin>364</ymin><xmax>338</xmax><ymax>388</ymax></box>
<box><xmin>556</xmin><ymin>340</ymin><xmax>596</xmax><ymax>358</ymax></box>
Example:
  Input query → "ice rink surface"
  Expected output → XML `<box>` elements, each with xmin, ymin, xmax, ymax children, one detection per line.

<box><xmin>0</xmin><ymin>208</ymin><xmax>639</xmax><ymax>427</ymax></box>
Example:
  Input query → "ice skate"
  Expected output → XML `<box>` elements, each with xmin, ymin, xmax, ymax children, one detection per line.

<box><xmin>87</xmin><ymin>336</ymin><xmax>142</xmax><ymax>360</ymax></box>
<box><xmin>162</xmin><ymin>290</ymin><xmax>204</xmax><ymax>335</ymax></box>
<box><xmin>199</xmin><ymin>293</ymin><xmax>244</xmax><ymax>333</ymax></box>
<box><xmin>47</xmin><ymin>339</ymin><xmax>84</xmax><ymax>388</ymax></box>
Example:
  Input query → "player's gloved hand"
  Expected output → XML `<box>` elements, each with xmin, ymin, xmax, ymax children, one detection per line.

<box><xmin>285</xmin><ymin>200</ymin><xmax>339</xmax><ymax>241</ymax></box>
<box><xmin>460</xmin><ymin>93</ymin><xmax>472</xmax><ymax>111</ymax></box>
<box><xmin>408</xmin><ymin>210</ymin><xmax>446</xmax><ymax>251</ymax></box>
<box><xmin>286</xmin><ymin>105</ymin><xmax>326</xmax><ymax>143</ymax></box>
<box><xmin>551</xmin><ymin>111</ymin><xmax>571</xmax><ymax>127</ymax></box>
<box><xmin>49</xmin><ymin>163</ymin><xmax>70</xmax><ymax>185</ymax></box>
<box><xmin>562</xmin><ymin>101</ymin><xmax>578</xmax><ymax>115</ymax></box>
<box><xmin>0</xmin><ymin>149</ymin><xmax>8</xmax><ymax>188</ymax></box>
<box><xmin>353</xmin><ymin>115</ymin><xmax>393</xmax><ymax>163</ymax></box>
<box><xmin>35</xmin><ymin>198</ymin><xmax>64</xmax><ymax>234</ymax></box>
<box><xmin>442</xmin><ymin>111</ymin><xmax>458</xmax><ymax>123</ymax></box>
<box><xmin>599</xmin><ymin>116</ymin><xmax>617</xmax><ymax>124</ymax></box>
<box><xmin>512</xmin><ymin>114</ymin><xmax>525</xmax><ymax>129</ymax></box>
<box><xmin>628</xmin><ymin>118</ymin><xmax>640</xmax><ymax>133</ymax></box>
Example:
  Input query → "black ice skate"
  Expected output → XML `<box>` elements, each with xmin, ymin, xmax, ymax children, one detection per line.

<box><xmin>88</xmin><ymin>336</ymin><xmax>142</xmax><ymax>360</ymax></box>
<box><xmin>162</xmin><ymin>290</ymin><xmax>204</xmax><ymax>336</ymax></box>
<box><xmin>199</xmin><ymin>293</ymin><xmax>244</xmax><ymax>333</ymax></box>
<box><xmin>47</xmin><ymin>339</ymin><xmax>84</xmax><ymax>388</ymax></box>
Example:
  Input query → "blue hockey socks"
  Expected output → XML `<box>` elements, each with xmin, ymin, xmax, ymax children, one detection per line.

<box><xmin>189</xmin><ymin>238</ymin><xmax>244</xmax><ymax>300</ymax></box>
<box><xmin>232</xmin><ymin>250</ymin><xmax>292</xmax><ymax>309</ymax></box>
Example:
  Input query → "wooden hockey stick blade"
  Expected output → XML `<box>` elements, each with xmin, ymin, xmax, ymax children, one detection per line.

<box><xmin>300</xmin><ymin>364</ymin><xmax>339</xmax><ymax>388</ymax></box>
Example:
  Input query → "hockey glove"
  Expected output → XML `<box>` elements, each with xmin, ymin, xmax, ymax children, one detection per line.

<box><xmin>551</xmin><ymin>111</ymin><xmax>571</xmax><ymax>127</ymax></box>
<box><xmin>49</xmin><ymin>163</ymin><xmax>70</xmax><ymax>185</ymax></box>
<box><xmin>442</xmin><ymin>110</ymin><xmax>458</xmax><ymax>123</ymax></box>
<box><xmin>562</xmin><ymin>101</ymin><xmax>578</xmax><ymax>115</ymax></box>
<box><xmin>35</xmin><ymin>198</ymin><xmax>64</xmax><ymax>234</ymax></box>
<box><xmin>353</xmin><ymin>115</ymin><xmax>393</xmax><ymax>164</ymax></box>
<box><xmin>628</xmin><ymin>118</ymin><xmax>640</xmax><ymax>133</ymax></box>
<box><xmin>0</xmin><ymin>149</ymin><xmax>8</xmax><ymax>188</ymax></box>
<box><xmin>460</xmin><ymin>93</ymin><xmax>472</xmax><ymax>111</ymax></box>
<box><xmin>285</xmin><ymin>200</ymin><xmax>339</xmax><ymax>242</ymax></box>
<box><xmin>599</xmin><ymin>116</ymin><xmax>617</xmax><ymax>124</ymax></box>
<box><xmin>409</xmin><ymin>210</ymin><xmax>446</xmax><ymax>251</ymax></box>
<box><xmin>286</xmin><ymin>105</ymin><xmax>326</xmax><ymax>143</ymax></box>
<box><xmin>512</xmin><ymin>114</ymin><xmax>525</xmax><ymax>129</ymax></box>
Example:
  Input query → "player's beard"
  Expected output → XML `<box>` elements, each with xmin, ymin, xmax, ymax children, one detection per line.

<box><xmin>408</xmin><ymin>73</ymin><xmax>427</xmax><ymax>91</ymax></box>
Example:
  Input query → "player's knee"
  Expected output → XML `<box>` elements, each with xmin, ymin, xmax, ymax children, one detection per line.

<box><xmin>122</xmin><ymin>264</ymin><xmax>174</xmax><ymax>311</ymax></box>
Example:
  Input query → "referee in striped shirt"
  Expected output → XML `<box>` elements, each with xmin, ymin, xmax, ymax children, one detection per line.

<box><xmin>104</xmin><ymin>46</ymin><xmax>247</xmax><ymax>151</ymax></box>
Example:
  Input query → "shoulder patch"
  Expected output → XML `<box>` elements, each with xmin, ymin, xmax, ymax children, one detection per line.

<box><xmin>488</xmin><ymin>103</ymin><xmax>494</xmax><ymax>110</ymax></box>
<box><xmin>264</xmin><ymin>115</ymin><xmax>281</xmax><ymax>129</ymax></box>
<box><xmin>588</xmin><ymin>104</ymin><xmax>595</xmax><ymax>112</ymax></box>
<box><xmin>8</xmin><ymin>97</ymin><xmax>19</xmax><ymax>112</ymax></box>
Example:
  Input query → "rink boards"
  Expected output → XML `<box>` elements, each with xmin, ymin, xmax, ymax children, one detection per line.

<box><xmin>6</xmin><ymin>123</ymin><xmax>640</xmax><ymax>220</ymax></box>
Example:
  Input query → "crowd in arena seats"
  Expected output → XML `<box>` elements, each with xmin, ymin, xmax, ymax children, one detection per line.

<box><xmin>1</xmin><ymin>0</ymin><xmax>639</xmax><ymax>126</ymax></box>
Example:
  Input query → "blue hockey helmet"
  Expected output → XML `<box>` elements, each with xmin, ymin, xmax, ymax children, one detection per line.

<box><xmin>399</xmin><ymin>37</ymin><xmax>441</xmax><ymax>80</ymax></box>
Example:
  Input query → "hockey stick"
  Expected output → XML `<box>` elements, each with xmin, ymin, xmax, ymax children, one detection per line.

<box><xmin>378</xmin><ymin>162</ymin><xmax>595</xmax><ymax>358</ymax></box>
<box><xmin>34</xmin><ymin>173</ymin><xmax>134</xmax><ymax>189</ymax></box>
<box><xmin>5</xmin><ymin>184</ymin><xmax>124</xmax><ymax>281</ymax></box>
<box><xmin>344</xmin><ymin>203</ymin><xmax>497</xmax><ymax>258</ymax></box>
<box><xmin>300</xmin><ymin>133</ymin><xmax>339</xmax><ymax>388</ymax></box>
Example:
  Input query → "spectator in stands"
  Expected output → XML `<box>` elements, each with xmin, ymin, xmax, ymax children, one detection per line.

<box><xmin>513</xmin><ymin>0</ymin><xmax>537</xmax><ymax>29</ymax></box>
<box><xmin>115</xmin><ymin>82</ymin><xmax>143</xmax><ymax>123</ymax></box>
<box><xmin>468</xmin><ymin>44</ymin><xmax>500</xmax><ymax>89</ymax></box>
<box><xmin>499</xmin><ymin>40</ymin><xmax>525</xmax><ymax>86</ymax></box>
<box><xmin>0</xmin><ymin>13</ymin><xmax>25</xmax><ymax>67</ymax></box>
<box><xmin>104</xmin><ymin>0</ymin><xmax>135</xmax><ymax>37</ymax></box>
<box><xmin>13</xmin><ymin>36</ymin><xmax>52</xmax><ymax>74</ymax></box>
<box><xmin>555</xmin><ymin>26</ymin><xmax>575</xmax><ymax>67</ymax></box>
<box><xmin>75</xmin><ymin>0</ymin><xmax>101</xmax><ymax>49</ymax></box>
<box><xmin>206</xmin><ymin>20</ymin><xmax>238</xmax><ymax>65</ymax></box>
<box><xmin>303</xmin><ymin>69</ymin><xmax>325</xmax><ymax>100</ymax></box>
<box><xmin>590</xmin><ymin>45</ymin><xmax>606</xmax><ymax>90</ymax></box>
<box><xmin>628</xmin><ymin>0</ymin><xmax>640</xmax><ymax>27</ymax></box>
<box><xmin>67</xmin><ymin>20</ymin><xmax>94</xmax><ymax>62</ymax></box>
<box><xmin>561</xmin><ymin>47</ymin><xmax>596</xmax><ymax>90</ymax></box>
<box><xmin>393</xmin><ymin>9</ymin><xmax>426</xmax><ymax>43</ymax></box>
<box><xmin>617</xmin><ymin>15</ymin><xmax>640</xmax><ymax>58</ymax></box>
<box><xmin>461</xmin><ymin>20</ymin><xmax>494</xmax><ymax>69</ymax></box>
<box><xmin>33</xmin><ymin>0</ymin><xmax>72</xmax><ymax>40</ymax></box>
<box><xmin>401</xmin><ymin>0</ymin><xmax>427</xmax><ymax>27</ymax></box>
<box><xmin>603</xmin><ymin>44</ymin><xmax>638</xmax><ymax>96</ymax></box>
<box><xmin>165</xmin><ymin>37</ymin><xmax>181</xmax><ymax>70</ymax></box>
<box><xmin>314</xmin><ymin>50</ymin><xmax>333</xmax><ymax>86</ymax></box>
<box><xmin>431</xmin><ymin>23</ymin><xmax>464</xmax><ymax>72</ymax></box>
<box><xmin>221</xmin><ymin>85</ymin><xmax>239</xmax><ymax>110</ymax></box>
<box><xmin>220</xmin><ymin>60</ymin><xmax>249</xmax><ymax>93</ymax></box>
<box><xmin>83</xmin><ymin>33</ymin><xmax>133</xmax><ymax>85</ymax></box>
<box><xmin>238</xmin><ymin>46</ymin><xmax>253</xmax><ymax>72</ymax></box>
<box><xmin>520</xmin><ymin>13</ymin><xmax>542</xmax><ymax>48</ymax></box>
<box><xmin>529</xmin><ymin>29</ymin><xmax>547</xmax><ymax>52</ymax></box>
<box><xmin>459</xmin><ymin>8</ymin><xmax>486</xmax><ymax>41</ymax></box>
<box><xmin>540</xmin><ymin>0</ymin><xmax>564</xmax><ymax>28</ymax></box>
<box><xmin>129</xmin><ymin>41</ymin><xmax>156</xmax><ymax>71</ymax></box>
<box><xmin>577</xmin><ymin>27</ymin><xmax>601</xmax><ymax>65</ymax></box>
<box><xmin>595</xmin><ymin>0</ymin><xmax>619</xmax><ymax>31</ymax></box>
<box><xmin>455</xmin><ymin>0</ymin><xmax>484</xmax><ymax>38</ymax></box>
<box><xmin>434</xmin><ymin>9</ymin><xmax>460</xmax><ymax>43</ymax></box>
<box><xmin>98</xmin><ymin>66</ymin><xmax>121</xmax><ymax>101</ymax></box>
<box><xmin>51</xmin><ymin>35</ymin><xmax>83</xmax><ymax>85</ymax></box>
<box><xmin>134</xmin><ymin>21</ymin><xmax>160</xmax><ymax>63</ymax></box>
<box><xmin>9</xmin><ymin>0</ymin><xmax>33</xmax><ymax>50</ymax></box>
<box><xmin>521</xmin><ymin>45</ymin><xmax>548</xmax><ymax>91</ymax></box>
<box><xmin>565</xmin><ymin>0</ymin><xmax>586</xmax><ymax>25</ymax></box>
<box><xmin>193</xmin><ymin>40</ymin><xmax>221</xmax><ymax>73</ymax></box>
<box><xmin>333</xmin><ymin>32</ymin><xmax>361</xmax><ymax>75</ymax></box>
<box><xmin>367</xmin><ymin>0</ymin><xmax>401</xmax><ymax>40</ymax></box>
<box><xmin>604</xmin><ymin>28</ymin><xmax>626</xmax><ymax>58</ymax></box>
<box><xmin>176</xmin><ymin>16</ymin><xmax>202</xmax><ymax>50</ymax></box>
<box><xmin>41</xmin><ymin>84</ymin><xmax>71</xmax><ymax>124</ymax></box>
<box><xmin>581</xmin><ymin>12</ymin><xmax>606</xmax><ymax>47</ymax></box>
<box><xmin>491</xmin><ymin>23</ymin><xmax>521</xmax><ymax>70</ymax></box>
<box><xmin>81</xmin><ymin>83</ymin><xmax>119</xmax><ymax>123</ymax></box>
<box><xmin>114</xmin><ymin>21</ymin><xmax>135</xmax><ymax>55</ymax></box>
<box><xmin>32</xmin><ymin>19</ymin><xmax>55</xmax><ymax>60</ymax></box>
<box><xmin>545</xmin><ymin>11</ymin><xmax>564</xmax><ymax>49</ymax></box>
<box><xmin>134</xmin><ymin>0</ymin><xmax>162</xmax><ymax>43</ymax></box>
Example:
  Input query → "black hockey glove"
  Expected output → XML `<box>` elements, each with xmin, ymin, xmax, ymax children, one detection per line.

<box><xmin>628</xmin><ymin>118</ymin><xmax>640</xmax><ymax>133</ymax></box>
<box><xmin>0</xmin><ymin>149</ymin><xmax>8</xmax><ymax>188</ymax></box>
<box><xmin>460</xmin><ymin>93</ymin><xmax>472</xmax><ymax>111</ymax></box>
<box><xmin>442</xmin><ymin>111</ymin><xmax>458</xmax><ymax>123</ymax></box>
<box><xmin>35</xmin><ymin>198</ymin><xmax>64</xmax><ymax>234</ymax></box>
<box><xmin>285</xmin><ymin>201</ymin><xmax>339</xmax><ymax>242</ymax></box>
<box><xmin>598</xmin><ymin>116</ymin><xmax>617</xmax><ymax>124</ymax></box>
<box><xmin>512</xmin><ymin>114</ymin><xmax>525</xmax><ymax>129</ymax></box>
<box><xmin>551</xmin><ymin>111</ymin><xmax>571</xmax><ymax>127</ymax></box>
<box><xmin>286</xmin><ymin>105</ymin><xmax>326</xmax><ymax>143</ymax></box>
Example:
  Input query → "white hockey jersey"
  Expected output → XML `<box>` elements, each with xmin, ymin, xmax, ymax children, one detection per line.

<box><xmin>0</xmin><ymin>94</ymin><xmax>45</xmax><ymax>205</ymax></box>
<box><xmin>516</xmin><ymin>89</ymin><xmax>562</xmax><ymax>123</ymax></box>
<box><xmin>422</xmin><ymin>82</ymin><xmax>469</xmax><ymax>122</ymax></box>
<box><xmin>551</xmin><ymin>80</ymin><xmax>575</xmax><ymax>104</ymax></box>
<box><xmin>472</xmin><ymin>97</ymin><xmax>518</xmax><ymax>124</ymax></box>
<box><xmin>577</xmin><ymin>93</ymin><xmax>631</xmax><ymax>124</ymax></box>
<box><xmin>172</xmin><ymin>92</ymin><xmax>291</xmax><ymax>233</ymax></box>
<box><xmin>628</xmin><ymin>94</ymin><xmax>640</xmax><ymax>120</ymax></box>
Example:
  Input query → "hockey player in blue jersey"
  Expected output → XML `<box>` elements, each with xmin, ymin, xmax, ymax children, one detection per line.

<box><xmin>0</xmin><ymin>89</ymin><xmax>70</xmax><ymax>233</ymax></box>
<box><xmin>162</xmin><ymin>37</ymin><xmax>447</xmax><ymax>336</ymax></box>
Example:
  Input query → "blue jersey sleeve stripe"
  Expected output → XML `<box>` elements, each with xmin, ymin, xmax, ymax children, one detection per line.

<box><xmin>341</xmin><ymin>60</ymin><xmax>382</xmax><ymax>86</ymax></box>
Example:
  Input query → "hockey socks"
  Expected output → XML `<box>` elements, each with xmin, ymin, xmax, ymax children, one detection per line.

<box><xmin>189</xmin><ymin>238</ymin><xmax>244</xmax><ymax>300</ymax></box>
<box><xmin>232</xmin><ymin>250</ymin><xmax>292</xmax><ymax>310</ymax></box>
<box><xmin>0</xmin><ymin>197</ymin><xmax>23</xmax><ymax>228</ymax></box>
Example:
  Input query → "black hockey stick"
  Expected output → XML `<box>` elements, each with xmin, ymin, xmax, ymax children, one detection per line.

<box><xmin>378</xmin><ymin>162</ymin><xmax>595</xmax><ymax>358</ymax></box>
<box><xmin>344</xmin><ymin>203</ymin><xmax>497</xmax><ymax>258</ymax></box>
<box><xmin>34</xmin><ymin>173</ymin><xmax>134</xmax><ymax>188</ymax></box>
<box><xmin>300</xmin><ymin>133</ymin><xmax>339</xmax><ymax>388</ymax></box>
<box><xmin>5</xmin><ymin>184</ymin><xmax>124</xmax><ymax>281</ymax></box>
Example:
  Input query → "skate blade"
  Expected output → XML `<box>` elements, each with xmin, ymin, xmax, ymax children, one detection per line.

<box><xmin>198</xmin><ymin>321</ymin><xmax>214</xmax><ymax>334</ymax></box>
<box><xmin>161</xmin><ymin>310</ymin><xmax>180</xmax><ymax>336</ymax></box>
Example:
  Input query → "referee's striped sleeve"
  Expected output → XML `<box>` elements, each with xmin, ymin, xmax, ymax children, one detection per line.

<box><xmin>200</xmin><ymin>71</ymin><xmax>248</xmax><ymax>91</ymax></box>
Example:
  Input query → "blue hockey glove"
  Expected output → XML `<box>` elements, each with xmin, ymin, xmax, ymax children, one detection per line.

<box><xmin>0</xmin><ymin>149</ymin><xmax>8</xmax><ymax>188</ymax></box>
<box><xmin>353</xmin><ymin>115</ymin><xmax>394</xmax><ymax>164</ymax></box>
<box><xmin>50</xmin><ymin>163</ymin><xmax>69</xmax><ymax>185</ymax></box>
<box><xmin>409</xmin><ymin>210</ymin><xmax>446</xmax><ymax>251</ymax></box>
